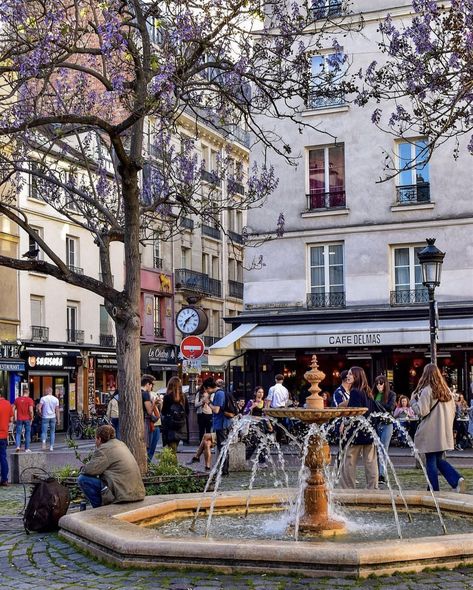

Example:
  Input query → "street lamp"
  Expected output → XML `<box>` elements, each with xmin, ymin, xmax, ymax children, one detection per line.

<box><xmin>417</xmin><ymin>238</ymin><xmax>445</xmax><ymax>365</ymax></box>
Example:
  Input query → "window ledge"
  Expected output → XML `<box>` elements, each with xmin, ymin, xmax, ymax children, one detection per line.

<box><xmin>28</xmin><ymin>271</ymin><xmax>47</xmax><ymax>278</ymax></box>
<box><xmin>301</xmin><ymin>105</ymin><xmax>349</xmax><ymax>117</ymax></box>
<box><xmin>301</xmin><ymin>208</ymin><xmax>350</xmax><ymax>219</ymax></box>
<box><xmin>391</xmin><ymin>202</ymin><xmax>435</xmax><ymax>212</ymax></box>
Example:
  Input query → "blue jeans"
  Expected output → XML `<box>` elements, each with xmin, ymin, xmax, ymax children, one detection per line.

<box><xmin>425</xmin><ymin>451</ymin><xmax>462</xmax><ymax>491</ymax></box>
<box><xmin>377</xmin><ymin>422</ymin><xmax>393</xmax><ymax>478</ymax></box>
<box><xmin>41</xmin><ymin>418</ymin><xmax>56</xmax><ymax>447</ymax></box>
<box><xmin>147</xmin><ymin>427</ymin><xmax>160</xmax><ymax>462</ymax></box>
<box><xmin>77</xmin><ymin>474</ymin><xmax>103</xmax><ymax>508</ymax></box>
<box><xmin>111</xmin><ymin>418</ymin><xmax>119</xmax><ymax>439</ymax></box>
<box><xmin>16</xmin><ymin>420</ymin><xmax>32</xmax><ymax>450</ymax></box>
<box><xmin>0</xmin><ymin>439</ymin><xmax>8</xmax><ymax>483</ymax></box>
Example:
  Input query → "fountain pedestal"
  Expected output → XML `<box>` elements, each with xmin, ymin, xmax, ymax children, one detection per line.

<box><xmin>267</xmin><ymin>355</ymin><xmax>367</xmax><ymax>537</ymax></box>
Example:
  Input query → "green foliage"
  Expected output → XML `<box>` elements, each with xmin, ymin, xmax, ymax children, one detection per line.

<box><xmin>146</xmin><ymin>448</ymin><xmax>208</xmax><ymax>495</ymax></box>
<box><xmin>52</xmin><ymin>464</ymin><xmax>83</xmax><ymax>501</ymax></box>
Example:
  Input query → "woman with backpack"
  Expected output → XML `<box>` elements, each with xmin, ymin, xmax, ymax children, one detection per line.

<box><xmin>160</xmin><ymin>376</ymin><xmax>189</xmax><ymax>453</ymax></box>
<box><xmin>411</xmin><ymin>364</ymin><xmax>465</xmax><ymax>493</ymax></box>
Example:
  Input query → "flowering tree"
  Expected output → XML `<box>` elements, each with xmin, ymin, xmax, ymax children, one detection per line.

<box><xmin>0</xmin><ymin>0</ymin><xmax>346</xmax><ymax>470</ymax></box>
<box><xmin>358</xmin><ymin>0</ymin><xmax>473</xmax><ymax>171</ymax></box>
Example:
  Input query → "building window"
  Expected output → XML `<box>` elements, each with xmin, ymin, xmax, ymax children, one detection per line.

<box><xmin>153</xmin><ymin>296</ymin><xmax>163</xmax><ymax>338</ymax></box>
<box><xmin>28</xmin><ymin>227</ymin><xmax>43</xmax><ymax>260</ymax></box>
<box><xmin>211</xmin><ymin>256</ymin><xmax>219</xmax><ymax>279</ymax></box>
<box><xmin>147</xmin><ymin>15</ymin><xmax>164</xmax><ymax>45</ymax></box>
<box><xmin>391</xmin><ymin>246</ymin><xmax>428</xmax><ymax>304</ymax></box>
<box><xmin>308</xmin><ymin>243</ymin><xmax>345</xmax><ymax>307</ymax></box>
<box><xmin>64</xmin><ymin>172</ymin><xmax>79</xmax><ymax>212</ymax></box>
<box><xmin>307</xmin><ymin>145</ymin><xmax>345</xmax><ymax>210</ymax></box>
<box><xmin>153</xmin><ymin>233</ymin><xmax>162</xmax><ymax>269</ymax></box>
<box><xmin>202</xmin><ymin>252</ymin><xmax>210</xmax><ymax>275</ymax></box>
<box><xmin>308</xmin><ymin>53</ymin><xmax>346</xmax><ymax>110</ymax></box>
<box><xmin>181</xmin><ymin>246</ymin><xmax>190</xmax><ymax>269</ymax></box>
<box><xmin>66</xmin><ymin>236</ymin><xmax>82</xmax><ymax>273</ymax></box>
<box><xmin>311</xmin><ymin>0</ymin><xmax>343</xmax><ymax>20</ymax></box>
<box><xmin>67</xmin><ymin>303</ymin><xmax>83</xmax><ymax>343</ymax></box>
<box><xmin>29</xmin><ymin>162</ymin><xmax>41</xmax><ymax>200</ymax></box>
<box><xmin>396</xmin><ymin>139</ymin><xmax>430</xmax><ymax>204</ymax></box>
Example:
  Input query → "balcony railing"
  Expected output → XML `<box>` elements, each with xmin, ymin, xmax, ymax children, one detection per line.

<box><xmin>153</xmin><ymin>257</ymin><xmax>163</xmax><ymax>270</ymax></box>
<box><xmin>306</xmin><ymin>190</ymin><xmax>346</xmax><ymax>211</ymax></box>
<box><xmin>67</xmin><ymin>329</ymin><xmax>84</xmax><ymax>344</ymax></box>
<box><xmin>202</xmin><ymin>224</ymin><xmax>221</xmax><ymax>240</ymax></box>
<box><xmin>203</xmin><ymin>335</ymin><xmax>220</xmax><ymax>347</ymax></box>
<box><xmin>396</xmin><ymin>183</ymin><xmax>430</xmax><ymax>205</ymax></box>
<box><xmin>227</xmin><ymin>179</ymin><xmax>245</xmax><ymax>195</ymax></box>
<box><xmin>180</xmin><ymin>217</ymin><xmax>194</xmax><ymax>231</ymax></box>
<box><xmin>201</xmin><ymin>169</ymin><xmax>220</xmax><ymax>185</ymax></box>
<box><xmin>228</xmin><ymin>280</ymin><xmax>244</xmax><ymax>299</ymax></box>
<box><xmin>390</xmin><ymin>288</ymin><xmax>429</xmax><ymax>306</ymax></box>
<box><xmin>99</xmin><ymin>334</ymin><xmax>115</xmax><ymax>347</ymax></box>
<box><xmin>175</xmin><ymin>269</ymin><xmax>222</xmax><ymax>297</ymax></box>
<box><xmin>68</xmin><ymin>264</ymin><xmax>84</xmax><ymax>274</ymax></box>
<box><xmin>307</xmin><ymin>291</ymin><xmax>346</xmax><ymax>308</ymax></box>
<box><xmin>228</xmin><ymin>230</ymin><xmax>245</xmax><ymax>245</ymax></box>
<box><xmin>311</xmin><ymin>1</ymin><xmax>343</xmax><ymax>19</ymax></box>
<box><xmin>307</xmin><ymin>92</ymin><xmax>345</xmax><ymax>110</ymax></box>
<box><xmin>31</xmin><ymin>325</ymin><xmax>49</xmax><ymax>342</ymax></box>
<box><xmin>154</xmin><ymin>327</ymin><xmax>165</xmax><ymax>339</ymax></box>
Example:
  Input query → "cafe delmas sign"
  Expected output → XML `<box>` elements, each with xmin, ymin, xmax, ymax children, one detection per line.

<box><xmin>327</xmin><ymin>333</ymin><xmax>382</xmax><ymax>346</ymax></box>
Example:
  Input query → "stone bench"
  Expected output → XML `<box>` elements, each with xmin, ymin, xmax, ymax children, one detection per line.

<box><xmin>9</xmin><ymin>451</ymin><xmax>83</xmax><ymax>483</ymax></box>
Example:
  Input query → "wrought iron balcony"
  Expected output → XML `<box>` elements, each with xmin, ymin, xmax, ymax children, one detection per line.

<box><xmin>175</xmin><ymin>269</ymin><xmax>222</xmax><ymax>297</ymax></box>
<box><xmin>307</xmin><ymin>92</ymin><xmax>345</xmax><ymax>110</ymax></box>
<box><xmin>311</xmin><ymin>0</ymin><xmax>343</xmax><ymax>19</ymax></box>
<box><xmin>154</xmin><ymin>327</ymin><xmax>165</xmax><ymax>339</ymax></box>
<box><xmin>395</xmin><ymin>183</ymin><xmax>430</xmax><ymax>205</ymax></box>
<box><xmin>153</xmin><ymin>257</ymin><xmax>163</xmax><ymax>270</ymax></box>
<box><xmin>68</xmin><ymin>264</ymin><xmax>84</xmax><ymax>274</ymax></box>
<box><xmin>180</xmin><ymin>217</ymin><xmax>194</xmax><ymax>231</ymax></box>
<box><xmin>31</xmin><ymin>326</ymin><xmax>49</xmax><ymax>342</ymax></box>
<box><xmin>306</xmin><ymin>291</ymin><xmax>346</xmax><ymax>309</ymax></box>
<box><xmin>227</xmin><ymin>179</ymin><xmax>245</xmax><ymax>195</ymax></box>
<box><xmin>202</xmin><ymin>224</ymin><xmax>221</xmax><ymax>240</ymax></box>
<box><xmin>228</xmin><ymin>230</ymin><xmax>244</xmax><ymax>245</ymax></box>
<box><xmin>203</xmin><ymin>335</ymin><xmax>219</xmax><ymax>347</ymax></box>
<box><xmin>390</xmin><ymin>288</ymin><xmax>429</xmax><ymax>306</ymax></box>
<box><xmin>228</xmin><ymin>280</ymin><xmax>243</xmax><ymax>299</ymax></box>
<box><xmin>201</xmin><ymin>169</ymin><xmax>220</xmax><ymax>185</ymax></box>
<box><xmin>306</xmin><ymin>190</ymin><xmax>346</xmax><ymax>211</ymax></box>
<box><xmin>67</xmin><ymin>329</ymin><xmax>84</xmax><ymax>344</ymax></box>
<box><xmin>99</xmin><ymin>334</ymin><xmax>116</xmax><ymax>347</ymax></box>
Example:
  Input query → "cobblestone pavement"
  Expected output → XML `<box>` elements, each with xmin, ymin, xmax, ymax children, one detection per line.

<box><xmin>4</xmin><ymin>486</ymin><xmax>473</xmax><ymax>589</ymax></box>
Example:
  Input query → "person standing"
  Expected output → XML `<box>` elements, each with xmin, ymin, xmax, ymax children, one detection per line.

<box><xmin>411</xmin><ymin>363</ymin><xmax>465</xmax><ymax>493</ymax></box>
<box><xmin>195</xmin><ymin>383</ymin><xmax>213</xmax><ymax>442</ymax></box>
<box><xmin>265</xmin><ymin>374</ymin><xmax>289</xmax><ymax>444</ymax></box>
<box><xmin>0</xmin><ymin>394</ymin><xmax>13</xmax><ymax>486</ymax></box>
<box><xmin>332</xmin><ymin>371</ymin><xmax>351</xmax><ymax>407</ymax></box>
<box><xmin>147</xmin><ymin>389</ymin><xmax>162</xmax><ymax>462</ymax></box>
<box><xmin>141</xmin><ymin>375</ymin><xmax>158</xmax><ymax>453</ymax></box>
<box><xmin>39</xmin><ymin>387</ymin><xmax>59</xmax><ymax>451</ymax></box>
<box><xmin>372</xmin><ymin>375</ymin><xmax>396</xmax><ymax>484</ymax></box>
<box><xmin>160</xmin><ymin>377</ymin><xmax>188</xmax><ymax>453</ymax></box>
<box><xmin>339</xmin><ymin>366</ymin><xmax>378</xmax><ymax>489</ymax></box>
<box><xmin>106</xmin><ymin>387</ymin><xmax>119</xmax><ymax>439</ymax></box>
<box><xmin>209</xmin><ymin>377</ymin><xmax>233</xmax><ymax>476</ymax></box>
<box><xmin>14</xmin><ymin>387</ymin><xmax>34</xmax><ymax>452</ymax></box>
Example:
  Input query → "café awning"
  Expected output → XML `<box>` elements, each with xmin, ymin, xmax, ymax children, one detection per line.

<box><xmin>207</xmin><ymin>323</ymin><xmax>258</xmax><ymax>366</ymax></box>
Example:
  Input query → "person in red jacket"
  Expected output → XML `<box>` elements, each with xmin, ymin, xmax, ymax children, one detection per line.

<box><xmin>0</xmin><ymin>394</ymin><xmax>13</xmax><ymax>486</ymax></box>
<box><xmin>13</xmin><ymin>389</ymin><xmax>34</xmax><ymax>452</ymax></box>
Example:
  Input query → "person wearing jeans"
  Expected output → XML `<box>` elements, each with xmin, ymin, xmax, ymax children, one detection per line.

<box><xmin>425</xmin><ymin>451</ymin><xmax>463</xmax><ymax>491</ymax></box>
<box><xmin>77</xmin><ymin>474</ymin><xmax>104</xmax><ymax>508</ymax></box>
<box><xmin>39</xmin><ymin>388</ymin><xmax>59</xmax><ymax>451</ymax></box>
<box><xmin>13</xmin><ymin>388</ymin><xmax>34</xmax><ymax>452</ymax></box>
<box><xmin>0</xmin><ymin>395</ymin><xmax>13</xmax><ymax>485</ymax></box>
<box><xmin>372</xmin><ymin>375</ymin><xmax>396</xmax><ymax>484</ymax></box>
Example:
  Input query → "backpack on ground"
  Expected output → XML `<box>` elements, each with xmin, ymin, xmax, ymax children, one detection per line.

<box><xmin>223</xmin><ymin>391</ymin><xmax>239</xmax><ymax>418</ymax></box>
<box><xmin>169</xmin><ymin>402</ymin><xmax>186</xmax><ymax>429</ymax></box>
<box><xmin>23</xmin><ymin>477</ymin><xmax>70</xmax><ymax>533</ymax></box>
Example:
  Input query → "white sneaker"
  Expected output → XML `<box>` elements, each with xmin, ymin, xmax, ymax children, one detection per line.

<box><xmin>455</xmin><ymin>477</ymin><xmax>466</xmax><ymax>494</ymax></box>
<box><xmin>25</xmin><ymin>449</ymin><xmax>32</xmax><ymax>454</ymax></box>
<box><xmin>42</xmin><ymin>442</ymin><xmax>46</xmax><ymax>450</ymax></box>
<box><xmin>49</xmin><ymin>446</ymin><xmax>54</xmax><ymax>452</ymax></box>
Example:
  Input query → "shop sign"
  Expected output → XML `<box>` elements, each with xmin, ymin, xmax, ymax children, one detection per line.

<box><xmin>0</xmin><ymin>343</ymin><xmax>20</xmax><ymax>359</ymax></box>
<box><xmin>326</xmin><ymin>333</ymin><xmax>382</xmax><ymax>346</ymax></box>
<box><xmin>0</xmin><ymin>360</ymin><xmax>25</xmax><ymax>371</ymax></box>
<box><xmin>95</xmin><ymin>357</ymin><xmax>118</xmax><ymax>369</ymax></box>
<box><xmin>29</xmin><ymin>356</ymin><xmax>64</xmax><ymax>367</ymax></box>
<box><xmin>26</xmin><ymin>351</ymin><xmax>79</xmax><ymax>371</ymax></box>
<box><xmin>182</xmin><ymin>359</ymin><xmax>202</xmax><ymax>374</ymax></box>
<box><xmin>141</xmin><ymin>344</ymin><xmax>178</xmax><ymax>369</ymax></box>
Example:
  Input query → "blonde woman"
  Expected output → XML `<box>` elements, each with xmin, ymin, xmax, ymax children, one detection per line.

<box><xmin>411</xmin><ymin>364</ymin><xmax>465</xmax><ymax>492</ymax></box>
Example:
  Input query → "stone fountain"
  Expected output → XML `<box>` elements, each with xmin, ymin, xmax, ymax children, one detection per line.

<box><xmin>266</xmin><ymin>355</ymin><xmax>366</xmax><ymax>535</ymax></box>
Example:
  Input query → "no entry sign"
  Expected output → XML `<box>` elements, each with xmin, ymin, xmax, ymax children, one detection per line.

<box><xmin>180</xmin><ymin>336</ymin><xmax>205</xmax><ymax>359</ymax></box>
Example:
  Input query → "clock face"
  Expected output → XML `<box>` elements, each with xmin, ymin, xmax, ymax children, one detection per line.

<box><xmin>176</xmin><ymin>307</ymin><xmax>201</xmax><ymax>334</ymax></box>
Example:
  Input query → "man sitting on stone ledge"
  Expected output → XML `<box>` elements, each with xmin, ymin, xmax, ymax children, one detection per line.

<box><xmin>77</xmin><ymin>425</ymin><xmax>145</xmax><ymax>508</ymax></box>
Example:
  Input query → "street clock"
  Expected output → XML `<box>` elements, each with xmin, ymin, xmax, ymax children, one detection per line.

<box><xmin>175</xmin><ymin>306</ymin><xmax>208</xmax><ymax>335</ymax></box>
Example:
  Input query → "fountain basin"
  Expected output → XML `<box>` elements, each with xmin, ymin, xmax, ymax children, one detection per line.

<box><xmin>59</xmin><ymin>488</ymin><xmax>473</xmax><ymax>578</ymax></box>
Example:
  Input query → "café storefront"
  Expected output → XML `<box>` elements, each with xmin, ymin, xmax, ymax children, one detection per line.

<box><xmin>140</xmin><ymin>344</ymin><xmax>178</xmax><ymax>389</ymax></box>
<box><xmin>0</xmin><ymin>343</ymin><xmax>25</xmax><ymax>401</ymax></box>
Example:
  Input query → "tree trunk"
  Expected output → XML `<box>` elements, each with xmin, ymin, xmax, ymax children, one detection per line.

<box><xmin>115</xmin><ymin>165</ymin><xmax>147</xmax><ymax>474</ymax></box>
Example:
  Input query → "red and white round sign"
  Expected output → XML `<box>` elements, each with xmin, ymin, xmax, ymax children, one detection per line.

<box><xmin>180</xmin><ymin>336</ymin><xmax>205</xmax><ymax>359</ymax></box>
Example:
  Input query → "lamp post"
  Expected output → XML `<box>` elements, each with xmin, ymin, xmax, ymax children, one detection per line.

<box><xmin>417</xmin><ymin>238</ymin><xmax>445</xmax><ymax>366</ymax></box>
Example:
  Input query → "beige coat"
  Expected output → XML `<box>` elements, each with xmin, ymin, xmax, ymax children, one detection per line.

<box><xmin>411</xmin><ymin>386</ymin><xmax>455</xmax><ymax>453</ymax></box>
<box><xmin>82</xmin><ymin>438</ymin><xmax>145</xmax><ymax>504</ymax></box>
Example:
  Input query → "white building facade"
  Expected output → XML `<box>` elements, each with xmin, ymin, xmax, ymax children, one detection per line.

<box><xmin>211</xmin><ymin>0</ymin><xmax>473</xmax><ymax>399</ymax></box>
